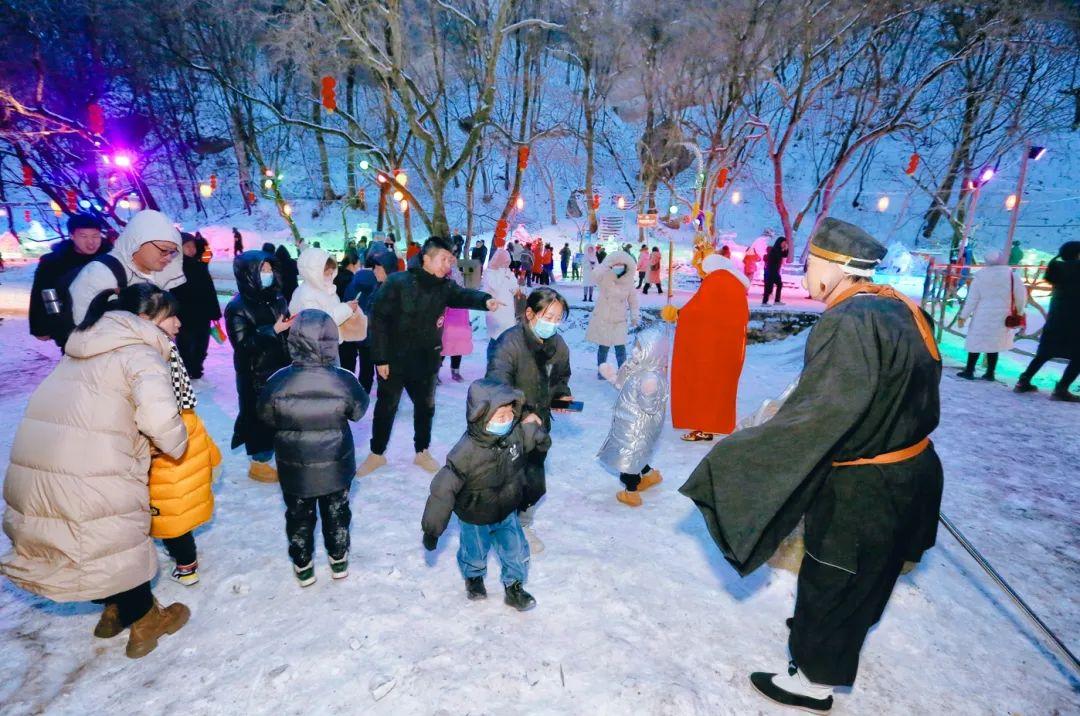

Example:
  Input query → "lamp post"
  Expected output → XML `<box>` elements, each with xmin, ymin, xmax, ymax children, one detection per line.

<box><xmin>1002</xmin><ymin>144</ymin><xmax>1046</xmax><ymax>258</ymax></box>
<box><xmin>957</xmin><ymin>165</ymin><xmax>995</xmax><ymax>267</ymax></box>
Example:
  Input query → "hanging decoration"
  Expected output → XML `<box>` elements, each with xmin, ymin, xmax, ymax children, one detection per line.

<box><xmin>50</xmin><ymin>200</ymin><xmax>62</xmax><ymax>217</ymax></box>
<box><xmin>87</xmin><ymin>103</ymin><xmax>105</xmax><ymax>135</ymax></box>
<box><xmin>209</xmin><ymin>173</ymin><xmax>218</xmax><ymax>191</ymax></box>
<box><xmin>592</xmin><ymin>193</ymin><xmax>601</xmax><ymax>210</ymax></box>
<box><xmin>716</xmin><ymin>167</ymin><xmax>729</xmax><ymax>189</ymax></box>
<box><xmin>517</xmin><ymin>145</ymin><xmax>530</xmax><ymax>171</ymax></box>
<box><xmin>320</xmin><ymin>76</ymin><xmax>337</xmax><ymax>113</ymax></box>
<box><xmin>200</xmin><ymin>183</ymin><xmax>213</xmax><ymax>198</ymax></box>
<box><xmin>246</xmin><ymin>191</ymin><xmax>256</xmax><ymax>204</ymax></box>
<box><xmin>22</xmin><ymin>164</ymin><xmax>33</xmax><ymax>186</ymax></box>
<box><xmin>24</xmin><ymin>210</ymin><xmax>32</xmax><ymax>223</ymax></box>
<box><xmin>66</xmin><ymin>189</ymin><xmax>78</xmax><ymax>212</ymax></box>
<box><xmin>905</xmin><ymin>153</ymin><xmax>920</xmax><ymax>176</ymax></box>
<box><xmin>494</xmin><ymin>218</ymin><xmax>509</xmax><ymax>243</ymax></box>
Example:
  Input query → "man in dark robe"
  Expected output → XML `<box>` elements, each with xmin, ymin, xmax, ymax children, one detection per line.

<box><xmin>680</xmin><ymin>217</ymin><xmax>944</xmax><ymax>713</ymax></box>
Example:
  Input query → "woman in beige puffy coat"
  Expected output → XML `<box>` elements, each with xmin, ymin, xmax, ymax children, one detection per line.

<box><xmin>2</xmin><ymin>284</ymin><xmax>192</xmax><ymax>658</ymax></box>
<box><xmin>585</xmin><ymin>250</ymin><xmax>640</xmax><ymax>377</ymax></box>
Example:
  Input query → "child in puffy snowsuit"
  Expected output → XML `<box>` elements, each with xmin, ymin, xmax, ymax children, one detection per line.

<box><xmin>421</xmin><ymin>379</ymin><xmax>550</xmax><ymax>611</ymax></box>
<box><xmin>257</xmin><ymin>310</ymin><xmax>369</xmax><ymax>587</ymax></box>
<box><xmin>597</xmin><ymin>326</ymin><xmax>671</xmax><ymax>507</ymax></box>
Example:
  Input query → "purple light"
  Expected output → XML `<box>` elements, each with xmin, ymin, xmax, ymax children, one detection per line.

<box><xmin>1029</xmin><ymin>146</ymin><xmax>1046</xmax><ymax>161</ymax></box>
<box><xmin>113</xmin><ymin>152</ymin><xmax>134</xmax><ymax>169</ymax></box>
<box><xmin>978</xmin><ymin>167</ymin><xmax>995</xmax><ymax>184</ymax></box>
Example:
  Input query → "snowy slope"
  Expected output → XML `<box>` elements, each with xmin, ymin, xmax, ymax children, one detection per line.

<box><xmin>0</xmin><ymin>298</ymin><xmax>1077</xmax><ymax>714</ymax></box>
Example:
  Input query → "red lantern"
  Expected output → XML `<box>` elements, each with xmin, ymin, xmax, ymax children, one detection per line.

<box><xmin>516</xmin><ymin>145</ymin><xmax>530</xmax><ymax>171</ymax></box>
<box><xmin>494</xmin><ymin>218</ymin><xmax>509</xmax><ymax>243</ymax></box>
<box><xmin>246</xmin><ymin>191</ymin><xmax>256</xmax><ymax>204</ymax></box>
<box><xmin>209</xmin><ymin>173</ymin><xmax>218</xmax><ymax>191</ymax></box>
<box><xmin>591</xmin><ymin>193</ymin><xmax>600</xmax><ymax>210</ymax></box>
<box><xmin>22</xmin><ymin>164</ymin><xmax>33</xmax><ymax>186</ymax></box>
<box><xmin>320</xmin><ymin>76</ymin><xmax>337</xmax><ymax>113</ymax></box>
<box><xmin>87</xmin><ymin>103</ymin><xmax>105</xmax><ymax>135</ymax></box>
<box><xmin>716</xmin><ymin>167</ymin><xmax>729</xmax><ymax>189</ymax></box>
<box><xmin>24</xmin><ymin>210</ymin><xmax>32</xmax><ymax>223</ymax></box>
<box><xmin>905</xmin><ymin>153</ymin><xmax>920</xmax><ymax>176</ymax></box>
<box><xmin>66</xmin><ymin>188</ymin><xmax>78</xmax><ymax>211</ymax></box>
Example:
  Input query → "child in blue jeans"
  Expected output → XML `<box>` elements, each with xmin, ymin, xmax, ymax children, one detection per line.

<box><xmin>421</xmin><ymin>379</ymin><xmax>550</xmax><ymax>610</ymax></box>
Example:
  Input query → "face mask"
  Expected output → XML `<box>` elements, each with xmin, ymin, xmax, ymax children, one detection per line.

<box><xmin>533</xmin><ymin>318</ymin><xmax>558</xmax><ymax>340</ymax></box>
<box><xmin>486</xmin><ymin>417</ymin><xmax>513</xmax><ymax>436</ymax></box>
<box><xmin>612</xmin><ymin>266</ymin><xmax>627</xmax><ymax>278</ymax></box>
<box><xmin>260</xmin><ymin>272</ymin><xmax>275</xmax><ymax>288</ymax></box>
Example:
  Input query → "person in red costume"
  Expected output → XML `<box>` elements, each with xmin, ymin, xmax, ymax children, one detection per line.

<box><xmin>671</xmin><ymin>253</ymin><xmax>750</xmax><ymax>441</ymax></box>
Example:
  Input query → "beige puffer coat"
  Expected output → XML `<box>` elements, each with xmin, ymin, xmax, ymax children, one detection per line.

<box><xmin>585</xmin><ymin>251</ymin><xmax>640</xmax><ymax>347</ymax></box>
<box><xmin>1</xmin><ymin>311</ymin><xmax>187</xmax><ymax>602</ymax></box>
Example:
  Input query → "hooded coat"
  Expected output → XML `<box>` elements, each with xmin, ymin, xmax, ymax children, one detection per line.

<box><xmin>421</xmin><ymin>380</ymin><xmax>551</xmax><ymax>537</ymax></box>
<box><xmin>149</xmin><ymin>410</ymin><xmax>220</xmax><ymax>539</ymax></box>
<box><xmin>582</xmin><ymin>246</ymin><xmax>598</xmax><ymax>287</ymax></box>
<box><xmin>586</xmin><ymin>251</ymin><xmax>640</xmax><ymax>347</ymax></box>
<box><xmin>647</xmin><ymin>250</ymin><xmax>663</xmax><ymax>284</ymax></box>
<box><xmin>958</xmin><ymin>263</ymin><xmax>1027</xmax><ymax>353</ymax></box>
<box><xmin>69</xmin><ymin>210</ymin><xmax>186</xmax><ymax>325</ymax></box>
<box><xmin>29</xmin><ymin>238</ymin><xmax>111</xmax><ymax>343</ymax></box>
<box><xmin>172</xmin><ymin>238</ymin><xmax>222</xmax><ymax>326</ymax></box>
<box><xmin>224</xmin><ymin>250</ymin><xmax>291</xmax><ymax>454</ymax></box>
<box><xmin>481</xmin><ymin>250</ymin><xmax>520</xmax><ymax>341</ymax></box>
<box><xmin>2</xmin><ymin>312</ymin><xmax>187</xmax><ymax>601</ymax></box>
<box><xmin>671</xmin><ymin>262</ymin><xmax>749</xmax><ymax>434</ymax></box>
<box><xmin>289</xmin><ymin>246</ymin><xmax>366</xmax><ymax>342</ymax></box>
<box><xmin>597</xmin><ymin>328</ymin><xmax>671</xmax><ymax>474</ymax></box>
<box><xmin>1037</xmin><ymin>243</ymin><xmax>1080</xmax><ymax>359</ymax></box>
<box><xmin>257</xmin><ymin>310</ymin><xmax>370</xmax><ymax>498</ymax></box>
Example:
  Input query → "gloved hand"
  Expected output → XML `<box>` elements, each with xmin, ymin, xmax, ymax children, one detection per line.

<box><xmin>422</xmin><ymin>533</ymin><xmax>438</xmax><ymax>551</ymax></box>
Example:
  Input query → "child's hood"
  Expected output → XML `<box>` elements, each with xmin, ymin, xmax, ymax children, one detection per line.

<box><xmin>297</xmin><ymin>247</ymin><xmax>335</xmax><ymax>292</ymax></box>
<box><xmin>465</xmin><ymin>379</ymin><xmax>525</xmax><ymax>438</ymax></box>
<box><xmin>619</xmin><ymin>326</ymin><xmax>671</xmax><ymax>381</ymax></box>
<box><xmin>287</xmin><ymin>309</ymin><xmax>340</xmax><ymax>366</ymax></box>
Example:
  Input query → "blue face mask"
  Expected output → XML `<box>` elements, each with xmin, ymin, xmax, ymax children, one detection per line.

<box><xmin>486</xmin><ymin>418</ymin><xmax>513</xmax><ymax>436</ymax></box>
<box><xmin>533</xmin><ymin>319</ymin><xmax>559</xmax><ymax>340</ymax></box>
<box><xmin>260</xmin><ymin>272</ymin><xmax>275</xmax><ymax>288</ymax></box>
<box><xmin>612</xmin><ymin>265</ymin><xmax>627</xmax><ymax>278</ymax></box>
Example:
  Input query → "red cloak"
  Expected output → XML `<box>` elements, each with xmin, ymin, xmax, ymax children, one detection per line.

<box><xmin>671</xmin><ymin>269</ymin><xmax>749</xmax><ymax>434</ymax></box>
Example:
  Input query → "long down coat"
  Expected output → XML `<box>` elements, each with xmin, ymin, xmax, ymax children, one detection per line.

<box><xmin>586</xmin><ymin>251</ymin><xmax>640</xmax><ymax>347</ymax></box>
<box><xmin>2</xmin><ymin>312</ymin><xmax>187</xmax><ymax>601</ymax></box>
<box><xmin>959</xmin><ymin>264</ymin><xmax>1027</xmax><ymax>353</ymax></box>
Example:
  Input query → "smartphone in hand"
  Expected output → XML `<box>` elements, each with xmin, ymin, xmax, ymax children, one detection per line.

<box><xmin>551</xmin><ymin>398</ymin><xmax>584</xmax><ymax>412</ymax></box>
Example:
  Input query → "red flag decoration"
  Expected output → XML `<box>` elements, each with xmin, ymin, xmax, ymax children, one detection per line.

<box><xmin>320</xmin><ymin>76</ymin><xmax>337</xmax><ymax>112</ymax></box>
<box><xmin>516</xmin><ymin>145</ymin><xmax>530</xmax><ymax>171</ymax></box>
<box><xmin>905</xmin><ymin>153</ymin><xmax>920</xmax><ymax>176</ymax></box>
<box><xmin>22</xmin><ymin>164</ymin><xmax>33</xmax><ymax>186</ymax></box>
<box><xmin>87</xmin><ymin>103</ymin><xmax>105</xmax><ymax>135</ymax></box>
<box><xmin>716</xmin><ymin>167</ymin><xmax>729</xmax><ymax>189</ymax></box>
<box><xmin>24</xmin><ymin>210</ymin><xmax>32</xmax><ymax>223</ymax></box>
<box><xmin>209</xmin><ymin>173</ymin><xmax>218</xmax><ymax>191</ymax></box>
<box><xmin>66</xmin><ymin>188</ymin><xmax>78</xmax><ymax>211</ymax></box>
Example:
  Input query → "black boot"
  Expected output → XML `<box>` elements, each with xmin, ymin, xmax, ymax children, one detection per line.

<box><xmin>981</xmin><ymin>372</ymin><xmax>996</xmax><ymax>382</ymax></box>
<box><xmin>503</xmin><ymin>581</ymin><xmax>536</xmax><ymax>611</ymax></box>
<box><xmin>1051</xmin><ymin>384</ymin><xmax>1080</xmax><ymax>402</ymax></box>
<box><xmin>465</xmin><ymin>577</ymin><xmax>487</xmax><ymax>601</ymax></box>
<box><xmin>1014</xmin><ymin>377</ymin><xmax>1038</xmax><ymax>393</ymax></box>
<box><xmin>955</xmin><ymin>370</ymin><xmax>975</xmax><ymax>380</ymax></box>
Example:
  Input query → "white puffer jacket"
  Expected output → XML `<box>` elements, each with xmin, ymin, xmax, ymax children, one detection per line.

<box><xmin>2</xmin><ymin>312</ymin><xmax>188</xmax><ymax>601</ymax></box>
<box><xmin>482</xmin><ymin>267</ymin><xmax>520</xmax><ymax>341</ymax></box>
<box><xmin>959</xmin><ymin>264</ymin><xmax>1027</xmax><ymax>353</ymax></box>
<box><xmin>586</xmin><ymin>251</ymin><xmax>640</xmax><ymax>347</ymax></box>
<box><xmin>289</xmin><ymin>247</ymin><xmax>364</xmax><ymax>342</ymax></box>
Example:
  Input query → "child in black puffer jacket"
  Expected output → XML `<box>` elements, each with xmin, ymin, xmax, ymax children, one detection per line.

<box><xmin>421</xmin><ymin>379</ymin><xmax>550</xmax><ymax>610</ymax></box>
<box><xmin>257</xmin><ymin>310</ymin><xmax>369</xmax><ymax>587</ymax></box>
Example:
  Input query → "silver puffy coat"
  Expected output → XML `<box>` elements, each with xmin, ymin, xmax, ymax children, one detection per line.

<box><xmin>597</xmin><ymin>327</ymin><xmax>671</xmax><ymax>474</ymax></box>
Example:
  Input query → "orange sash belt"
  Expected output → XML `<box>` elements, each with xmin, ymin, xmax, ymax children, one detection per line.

<box><xmin>832</xmin><ymin>437</ymin><xmax>931</xmax><ymax>467</ymax></box>
<box><xmin>826</xmin><ymin>283</ymin><xmax>941</xmax><ymax>361</ymax></box>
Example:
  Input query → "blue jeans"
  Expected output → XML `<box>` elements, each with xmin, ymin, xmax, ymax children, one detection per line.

<box><xmin>251</xmin><ymin>450</ymin><xmax>274</xmax><ymax>463</ymax></box>
<box><xmin>457</xmin><ymin>512</ymin><xmax>530</xmax><ymax>586</ymax></box>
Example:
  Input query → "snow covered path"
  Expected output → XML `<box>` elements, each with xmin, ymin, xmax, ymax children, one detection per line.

<box><xmin>0</xmin><ymin>310</ymin><xmax>1077</xmax><ymax>715</ymax></box>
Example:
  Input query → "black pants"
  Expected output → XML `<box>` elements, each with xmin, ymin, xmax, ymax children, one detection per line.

<box><xmin>763</xmin><ymin>272</ymin><xmax>782</xmax><ymax>303</ymax></box>
<box><xmin>1021</xmin><ymin>347</ymin><xmax>1079</xmax><ymax>390</ymax></box>
<box><xmin>561</xmin><ymin>261</ymin><xmax>569</xmax><ymax>278</ymax></box>
<box><xmin>339</xmin><ymin>341</ymin><xmax>361</xmax><ymax>376</ymax></box>
<box><xmin>97</xmin><ymin>581</ymin><xmax>153</xmax><ymax>627</ymax></box>
<box><xmin>162</xmin><ymin>531</ymin><xmax>197</xmax><ymax>565</ymax></box>
<box><xmin>637</xmin><ymin>271</ymin><xmax>646</xmax><ymax>288</ymax></box>
<box><xmin>370</xmin><ymin>364</ymin><xmax>437</xmax><ymax>455</ymax></box>
<box><xmin>176</xmin><ymin>322</ymin><xmax>211</xmax><ymax>378</ymax></box>
<box><xmin>964</xmin><ymin>351</ymin><xmax>998</xmax><ymax>376</ymax></box>
<box><xmin>642</xmin><ymin>283</ymin><xmax>662</xmax><ymax>294</ymax></box>
<box><xmin>283</xmin><ymin>490</ymin><xmax>351</xmax><ymax>567</ymax></box>
<box><xmin>619</xmin><ymin>464</ymin><xmax>652</xmax><ymax>492</ymax></box>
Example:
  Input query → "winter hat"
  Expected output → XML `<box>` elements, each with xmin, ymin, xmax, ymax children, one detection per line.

<box><xmin>67</xmin><ymin>213</ymin><xmax>103</xmax><ymax>234</ymax></box>
<box><xmin>808</xmin><ymin>218</ymin><xmax>886</xmax><ymax>277</ymax></box>
<box><xmin>114</xmin><ymin>209</ymin><xmax>185</xmax><ymax>288</ymax></box>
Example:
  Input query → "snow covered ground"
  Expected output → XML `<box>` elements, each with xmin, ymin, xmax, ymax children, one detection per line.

<box><xmin>0</xmin><ymin>283</ymin><xmax>1077</xmax><ymax>714</ymax></box>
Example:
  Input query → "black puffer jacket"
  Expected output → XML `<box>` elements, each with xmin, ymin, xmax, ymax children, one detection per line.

<box><xmin>173</xmin><ymin>240</ymin><xmax>222</xmax><ymax>325</ymax></box>
<box><xmin>485</xmin><ymin>321</ymin><xmax>572</xmax><ymax>428</ymax></box>
<box><xmin>257</xmin><ymin>310</ymin><xmax>369</xmax><ymax>497</ymax></box>
<box><xmin>275</xmin><ymin>245</ymin><xmax>300</xmax><ymax>301</ymax></box>
<box><xmin>1038</xmin><ymin>248</ymin><xmax>1079</xmax><ymax>360</ymax></box>
<box><xmin>422</xmin><ymin>380</ymin><xmax>550</xmax><ymax>537</ymax></box>
<box><xmin>369</xmin><ymin>267</ymin><xmax>491</xmax><ymax>373</ymax></box>
<box><xmin>29</xmin><ymin>239</ymin><xmax>111</xmax><ymax>344</ymax></box>
<box><xmin>225</xmin><ymin>250</ymin><xmax>291</xmax><ymax>452</ymax></box>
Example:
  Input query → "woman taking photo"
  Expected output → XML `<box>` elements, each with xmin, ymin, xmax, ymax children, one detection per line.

<box><xmin>2</xmin><ymin>285</ymin><xmax>191</xmax><ymax>659</ymax></box>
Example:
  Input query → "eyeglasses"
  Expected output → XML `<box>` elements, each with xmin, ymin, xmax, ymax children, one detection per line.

<box><xmin>149</xmin><ymin>241</ymin><xmax>180</xmax><ymax>258</ymax></box>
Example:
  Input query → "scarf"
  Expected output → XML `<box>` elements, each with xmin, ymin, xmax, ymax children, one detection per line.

<box><xmin>167</xmin><ymin>343</ymin><xmax>198</xmax><ymax>411</ymax></box>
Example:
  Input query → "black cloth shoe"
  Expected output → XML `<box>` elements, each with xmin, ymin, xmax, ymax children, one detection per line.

<box><xmin>1014</xmin><ymin>378</ymin><xmax>1038</xmax><ymax>393</ymax></box>
<box><xmin>750</xmin><ymin>671</ymin><xmax>833</xmax><ymax>714</ymax></box>
<box><xmin>503</xmin><ymin>581</ymin><xmax>536</xmax><ymax>611</ymax></box>
<box><xmin>981</xmin><ymin>373</ymin><xmax>996</xmax><ymax>381</ymax></box>
<box><xmin>1051</xmin><ymin>386</ymin><xmax>1080</xmax><ymax>403</ymax></box>
<box><xmin>465</xmin><ymin>577</ymin><xmax>487</xmax><ymax>601</ymax></box>
<box><xmin>956</xmin><ymin>370</ymin><xmax>975</xmax><ymax>380</ymax></box>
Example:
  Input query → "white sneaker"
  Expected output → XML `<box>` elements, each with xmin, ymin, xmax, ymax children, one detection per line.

<box><xmin>414</xmin><ymin>450</ymin><xmax>440</xmax><ymax>474</ymax></box>
<box><xmin>357</xmin><ymin>453</ymin><xmax>387</xmax><ymax>477</ymax></box>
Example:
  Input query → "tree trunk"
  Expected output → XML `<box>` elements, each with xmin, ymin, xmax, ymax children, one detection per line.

<box><xmin>345</xmin><ymin>69</ymin><xmax>357</xmax><ymax>200</ymax></box>
<box><xmin>228</xmin><ymin>104</ymin><xmax>254</xmax><ymax>213</ymax></box>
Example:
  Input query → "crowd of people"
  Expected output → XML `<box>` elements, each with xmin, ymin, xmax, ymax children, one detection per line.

<box><xmin>3</xmin><ymin>208</ymin><xmax>1077</xmax><ymax>712</ymax></box>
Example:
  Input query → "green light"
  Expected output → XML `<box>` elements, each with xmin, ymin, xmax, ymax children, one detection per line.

<box><xmin>359</xmin><ymin>160</ymin><xmax>370</xmax><ymax>171</ymax></box>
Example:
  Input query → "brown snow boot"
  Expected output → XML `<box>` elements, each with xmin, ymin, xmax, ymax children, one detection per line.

<box><xmin>616</xmin><ymin>490</ymin><xmax>642</xmax><ymax>507</ymax></box>
<box><xmin>93</xmin><ymin>603</ymin><xmax>123</xmax><ymax>639</ymax></box>
<box><xmin>248</xmin><ymin>461</ymin><xmax>278</xmax><ymax>483</ymax></box>
<box><xmin>637</xmin><ymin>469</ymin><xmax>663</xmax><ymax>492</ymax></box>
<box><xmin>125</xmin><ymin>600</ymin><xmax>190</xmax><ymax>659</ymax></box>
